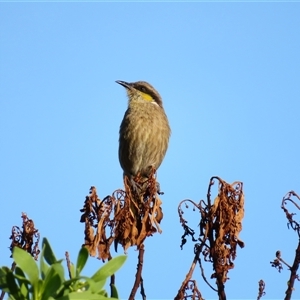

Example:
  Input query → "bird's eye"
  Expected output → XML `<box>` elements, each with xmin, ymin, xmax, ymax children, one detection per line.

<box><xmin>140</xmin><ymin>87</ymin><xmax>146</xmax><ymax>92</ymax></box>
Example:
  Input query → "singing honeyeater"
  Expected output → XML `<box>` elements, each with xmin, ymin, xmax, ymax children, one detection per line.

<box><xmin>116</xmin><ymin>80</ymin><xmax>170</xmax><ymax>187</ymax></box>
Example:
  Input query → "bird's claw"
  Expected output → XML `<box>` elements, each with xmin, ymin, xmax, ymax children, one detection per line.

<box><xmin>156</xmin><ymin>181</ymin><xmax>164</xmax><ymax>195</ymax></box>
<box><xmin>130</xmin><ymin>177</ymin><xmax>143</xmax><ymax>195</ymax></box>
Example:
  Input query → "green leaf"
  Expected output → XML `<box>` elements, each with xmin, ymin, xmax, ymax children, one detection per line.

<box><xmin>13</xmin><ymin>247</ymin><xmax>39</xmax><ymax>284</ymax></box>
<box><xmin>37</xmin><ymin>279</ymin><xmax>44</xmax><ymax>298</ymax></box>
<box><xmin>57</xmin><ymin>275</ymin><xmax>92</xmax><ymax>297</ymax></box>
<box><xmin>14</xmin><ymin>267</ymin><xmax>26</xmax><ymax>280</ymax></box>
<box><xmin>40</xmin><ymin>263</ymin><xmax>64</xmax><ymax>300</ymax></box>
<box><xmin>40</xmin><ymin>255</ymin><xmax>49</xmax><ymax>280</ymax></box>
<box><xmin>6</xmin><ymin>269</ymin><xmax>22</xmax><ymax>299</ymax></box>
<box><xmin>0</xmin><ymin>267</ymin><xmax>9</xmax><ymax>290</ymax></box>
<box><xmin>110</xmin><ymin>284</ymin><xmax>119</xmax><ymax>299</ymax></box>
<box><xmin>59</xmin><ymin>278</ymin><xmax>77</xmax><ymax>292</ymax></box>
<box><xmin>3</xmin><ymin>242</ymin><xmax>124</xmax><ymax>300</ymax></box>
<box><xmin>76</xmin><ymin>247</ymin><xmax>88</xmax><ymax>276</ymax></box>
<box><xmin>91</xmin><ymin>256</ymin><xmax>126</xmax><ymax>282</ymax></box>
<box><xmin>98</xmin><ymin>290</ymin><xmax>107</xmax><ymax>296</ymax></box>
<box><xmin>40</xmin><ymin>241</ymin><xmax>50</xmax><ymax>280</ymax></box>
<box><xmin>55</xmin><ymin>277</ymin><xmax>81</xmax><ymax>298</ymax></box>
<box><xmin>57</xmin><ymin>291</ymin><xmax>111</xmax><ymax>300</ymax></box>
<box><xmin>53</xmin><ymin>262</ymin><xmax>65</xmax><ymax>282</ymax></box>
<box><xmin>84</xmin><ymin>278</ymin><xmax>106</xmax><ymax>294</ymax></box>
<box><xmin>14</xmin><ymin>267</ymin><xmax>30</xmax><ymax>298</ymax></box>
<box><xmin>0</xmin><ymin>272</ymin><xmax>9</xmax><ymax>293</ymax></box>
<box><xmin>14</xmin><ymin>266</ymin><xmax>31</xmax><ymax>285</ymax></box>
<box><xmin>0</xmin><ymin>266</ymin><xmax>8</xmax><ymax>275</ymax></box>
<box><xmin>42</xmin><ymin>238</ymin><xmax>57</xmax><ymax>265</ymax></box>
<box><xmin>19</xmin><ymin>281</ymin><xmax>29</xmax><ymax>299</ymax></box>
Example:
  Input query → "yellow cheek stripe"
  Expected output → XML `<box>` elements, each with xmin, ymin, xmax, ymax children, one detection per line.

<box><xmin>140</xmin><ymin>91</ymin><xmax>153</xmax><ymax>102</ymax></box>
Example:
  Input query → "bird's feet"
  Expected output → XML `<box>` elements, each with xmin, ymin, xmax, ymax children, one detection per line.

<box><xmin>156</xmin><ymin>181</ymin><xmax>164</xmax><ymax>195</ymax></box>
<box><xmin>130</xmin><ymin>177</ymin><xmax>144</xmax><ymax>195</ymax></box>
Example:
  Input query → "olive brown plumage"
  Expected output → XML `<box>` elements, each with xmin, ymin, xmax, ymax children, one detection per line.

<box><xmin>116</xmin><ymin>80</ymin><xmax>170</xmax><ymax>185</ymax></box>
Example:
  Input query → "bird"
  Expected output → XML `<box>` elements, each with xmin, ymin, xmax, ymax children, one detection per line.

<box><xmin>116</xmin><ymin>80</ymin><xmax>171</xmax><ymax>193</ymax></box>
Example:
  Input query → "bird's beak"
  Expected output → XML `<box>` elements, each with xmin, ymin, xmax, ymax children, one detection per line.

<box><xmin>115</xmin><ymin>80</ymin><xmax>132</xmax><ymax>89</ymax></box>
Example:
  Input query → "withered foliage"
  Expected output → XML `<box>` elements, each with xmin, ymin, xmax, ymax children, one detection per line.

<box><xmin>80</xmin><ymin>172</ymin><xmax>163</xmax><ymax>260</ymax></box>
<box><xmin>176</xmin><ymin>176</ymin><xmax>244</xmax><ymax>300</ymax></box>
<box><xmin>0</xmin><ymin>213</ymin><xmax>40</xmax><ymax>300</ymax></box>
<box><xmin>79</xmin><ymin>171</ymin><xmax>163</xmax><ymax>299</ymax></box>
<box><xmin>270</xmin><ymin>191</ymin><xmax>300</xmax><ymax>300</ymax></box>
<box><xmin>257</xmin><ymin>279</ymin><xmax>266</xmax><ymax>300</ymax></box>
<box><xmin>9</xmin><ymin>212</ymin><xmax>40</xmax><ymax>260</ymax></box>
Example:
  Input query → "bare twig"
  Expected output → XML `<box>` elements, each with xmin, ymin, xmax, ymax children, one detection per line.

<box><xmin>65</xmin><ymin>252</ymin><xmax>72</xmax><ymax>279</ymax></box>
<box><xmin>281</xmin><ymin>191</ymin><xmax>300</xmax><ymax>237</ymax></box>
<box><xmin>183</xmin><ymin>280</ymin><xmax>204</xmax><ymax>300</ymax></box>
<box><xmin>107</xmin><ymin>252</ymin><xmax>115</xmax><ymax>298</ymax></box>
<box><xmin>129</xmin><ymin>244</ymin><xmax>146</xmax><ymax>300</ymax></box>
<box><xmin>140</xmin><ymin>276</ymin><xmax>146</xmax><ymax>300</ymax></box>
<box><xmin>271</xmin><ymin>191</ymin><xmax>300</xmax><ymax>300</ymax></box>
<box><xmin>257</xmin><ymin>279</ymin><xmax>266</xmax><ymax>300</ymax></box>
<box><xmin>175</xmin><ymin>245</ymin><xmax>201</xmax><ymax>300</ymax></box>
<box><xmin>285</xmin><ymin>241</ymin><xmax>300</xmax><ymax>300</ymax></box>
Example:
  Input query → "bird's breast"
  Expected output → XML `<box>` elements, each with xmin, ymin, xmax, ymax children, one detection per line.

<box><xmin>119</xmin><ymin>102</ymin><xmax>170</xmax><ymax>178</ymax></box>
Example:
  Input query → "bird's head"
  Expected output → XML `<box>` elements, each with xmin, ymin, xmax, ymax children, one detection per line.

<box><xmin>116</xmin><ymin>80</ymin><xmax>163</xmax><ymax>107</ymax></box>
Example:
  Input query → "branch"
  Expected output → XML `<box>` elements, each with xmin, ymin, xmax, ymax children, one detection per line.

<box><xmin>284</xmin><ymin>241</ymin><xmax>300</xmax><ymax>300</ymax></box>
<box><xmin>257</xmin><ymin>279</ymin><xmax>266</xmax><ymax>300</ymax></box>
<box><xmin>129</xmin><ymin>244</ymin><xmax>146</xmax><ymax>300</ymax></box>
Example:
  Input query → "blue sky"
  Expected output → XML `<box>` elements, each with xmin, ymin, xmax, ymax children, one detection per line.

<box><xmin>1</xmin><ymin>2</ymin><xmax>300</xmax><ymax>300</ymax></box>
